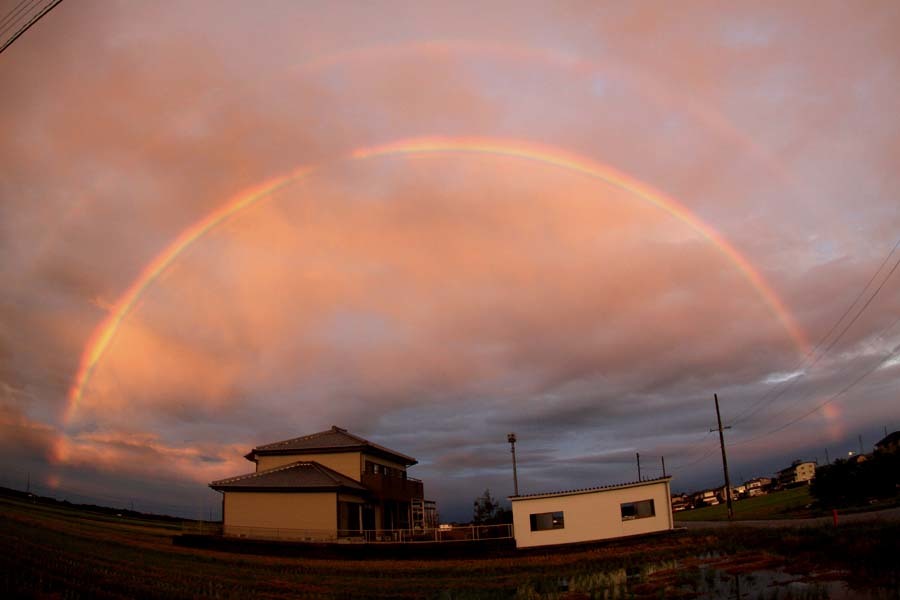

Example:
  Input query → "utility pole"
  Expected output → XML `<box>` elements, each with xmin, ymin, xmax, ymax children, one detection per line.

<box><xmin>636</xmin><ymin>452</ymin><xmax>642</xmax><ymax>481</ymax></box>
<box><xmin>507</xmin><ymin>433</ymin><xmax>519</xmax><ymax>497</ymax></box>
<box><xmin>858</xmin><ymin>434</ymin><xmax>864</xmax><ymax>455</ymax></box>
<box><xmin>661</xmin><ymin>456</ymin><xmax>666</xmax><ymax>478</ymax></box>
<box><xmin>824</xmin><ymin>448</ymin><xmax>830</xmax><ymax>464</ymax></box>
<box><xmin>710</xmin><ymin>394</ymin><xmax>734</xmax><ymax>520</ymax></box>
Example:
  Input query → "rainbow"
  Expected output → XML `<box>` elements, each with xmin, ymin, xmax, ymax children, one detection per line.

<box><xmin>63</xmin><ymin>167</ymin><xmax>313</xmax><ymax>423</ymax></box>
<box><xmin>64</xmin><ymin>137</ymin><xmax>809</xmax><ymax>422</ymax></box>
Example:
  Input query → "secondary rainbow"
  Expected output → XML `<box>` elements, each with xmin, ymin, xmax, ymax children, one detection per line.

<box><xmin>65</xmin><ymin>137</ymin><xmax>809</xmax><ymax>423</ymax></box>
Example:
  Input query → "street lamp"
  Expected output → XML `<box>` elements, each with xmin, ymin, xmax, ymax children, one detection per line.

<box><xmin>508</xmin><ymin>433</ymin><xmax>519</xmax><ymax>496</ymax></box>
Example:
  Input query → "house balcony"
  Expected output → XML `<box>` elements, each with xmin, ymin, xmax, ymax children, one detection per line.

<box><xmin>361</xmin><ymin>472</ymin><xmax>423</xmax><ymax>502</ymax></box>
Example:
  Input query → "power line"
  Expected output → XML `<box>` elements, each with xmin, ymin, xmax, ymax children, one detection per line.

<box><xmin>732</xmin><ymin>238</ymin><xmax>900</xmax><ymax>426</ymax></box>
<box><xmin>0</xmin><ymin>0</ymin><xmax>36</xmax><ymax>34</ymax></box>
<box><xmin>673</xmin><ymin>242</ymin><xmax>900</xmax><ymax>475</ymax></box>
<box><xmin>0</xmin><ymin>0</ymin><xmax>64</xmax><ymax>56</ymax></box>
<box><xmin>751</xmin><ymin>312</ymin><xmax>900</xmax><ymax>431</ymax></box>
<box><xmin>666</xmin><ymin>433</ymin><xmax>720</xmax><ymax>472</ymax></box>
<box><xmin>733</xmin><ymin>335</ymin><xmax>900</xmax><ymax>447</ymax></box>
<box><xmin>817</xmin><ymin>252</ymin><xmax>900</xmax><ymax>357</ymax></box>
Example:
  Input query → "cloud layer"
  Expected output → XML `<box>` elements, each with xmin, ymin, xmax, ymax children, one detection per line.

<box><xmin>2</xmin><ymin>1</ymin><xmax>899</xmax><ymax>520</ymax></box>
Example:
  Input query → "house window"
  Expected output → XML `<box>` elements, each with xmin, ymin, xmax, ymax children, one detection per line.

<box><xmin>365</xmin><ymin>460</ymin><xmax>404</xmax><ymax>478</ymax></box>
<box><xmin>529</xmin><ymin>511</ymin><xmax>565</xmax><ymax>531</ymax></box>
<box><xmin>621</xmin><ymin>499</ymin><xmax>655</xmax><ymax>521</ymax></box>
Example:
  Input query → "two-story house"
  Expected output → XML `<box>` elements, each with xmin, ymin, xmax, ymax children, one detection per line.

<box><xmin>210</xmin><ymin>426</ymin><xmax>431</xmax><ymax>540</ymax></box>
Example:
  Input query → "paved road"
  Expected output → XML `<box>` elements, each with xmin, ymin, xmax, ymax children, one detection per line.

<box><xmin>678</xmin><ymin>506</ymin><xmax>900</xmax><ymax>529</ymax></box>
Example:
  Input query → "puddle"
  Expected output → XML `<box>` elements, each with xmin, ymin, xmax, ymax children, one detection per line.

<box><xmin>514</xmin><ymin>558</ymin><xmax>898</xmax><ymax>600</ymax></box>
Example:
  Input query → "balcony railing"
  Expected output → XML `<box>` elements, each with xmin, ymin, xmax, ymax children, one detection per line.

<box><xmin>360</xmin><ymin>472</ymin><xmax>424</xmax><ymax>501</ymax></box>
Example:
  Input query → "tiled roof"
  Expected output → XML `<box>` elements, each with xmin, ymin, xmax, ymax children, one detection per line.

<box><xmin>246</xmin><ymin>426</ymin><xmax>417</xmax><ymax>465</ymax></box>
<box><xmin>209</xmin><ymin>460</ymin><xmax>368</xmax><ymax>492</ymax></box>
<box><xmin>509</xmin><ymin>476</ymin><xmax>672</xmax><ymax>501</ymax></box>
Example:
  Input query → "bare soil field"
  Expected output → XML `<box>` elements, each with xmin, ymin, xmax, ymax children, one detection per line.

<box><xmin>1</xmin><ymin>494</ymin><xmax>898</xmax><ymax>599</ymax></box>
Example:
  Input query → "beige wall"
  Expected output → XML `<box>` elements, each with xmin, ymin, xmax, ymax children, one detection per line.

<box><xmin>223</xmin><ymin>491</ymin><xmax>336</xmax><ymax>538</ymax></box>
<box><xmin>511</xmin><ymin>480</ymin><xmax>673</xmax><ymax>549</ymax></box>
<box><xmin>795</xmin><ymin>463</ymin><xmax>816</xmax><ymax>482</ymax></box>
<box><xmin>255</xmin><ymin>452</ymin><xmax>363</xmax><ymax>480</ymax></box>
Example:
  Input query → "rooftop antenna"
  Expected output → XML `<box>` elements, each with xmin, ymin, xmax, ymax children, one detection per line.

<box><xmin>508</xmin><ymin>433</ymin><xmax>519</xmax><ymax>496</ymax></box>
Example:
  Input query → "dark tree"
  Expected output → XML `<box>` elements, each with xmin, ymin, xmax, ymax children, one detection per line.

<box><xmin>472</xmin><ymin>489</ymin><xmax>513</xmax><ymax>524</ymax></box>
<box><xmin>473</xmin><ymin>488</ymin><xmax>499</xmax><ymax>524</ymax></box>
<box><xmin>811</xmin><ymin>452</ymin><xmax>900</xmax><ymax>507</ymax></box>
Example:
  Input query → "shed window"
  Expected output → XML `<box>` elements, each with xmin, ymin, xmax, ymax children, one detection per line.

<box><xmin>621</xmin><ymin>499</ymin><xmax>655</xmax><ymax>520</ymax></box>
<box><xmin>529</xmin><ymin>511</ymin><xmax>565</xmax><ymax>531</ymax></box>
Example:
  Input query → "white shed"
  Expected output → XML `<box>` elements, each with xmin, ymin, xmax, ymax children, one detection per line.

<box><xmin>509</xmin><ymin>476</ymin><xmax>673</xmax><ymax>548</ymax></box>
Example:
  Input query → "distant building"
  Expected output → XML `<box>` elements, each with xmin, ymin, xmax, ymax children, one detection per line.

<box><xmin>509</xmin><ymin>477</ymin><xmax>673</xmax><ymax>549</ymax></box>
<box><xmin>847</xmin><ymin>453</ymin><xmax>868</xmax><ymax>465</ymax></box>
<box><xmin>671</xmin><ymin>493</ymin><xmax>691</xmax><ymax>512</ymax></box>
<box><xmin>776</xmin><ymin>460</ymin><xmax>816</xmax><ymax>487</ymax></box>
<box><xmin>210</xmin><ymin>426</ymin><xmax>434</xmax><ymax>540</ymax></box>
<box><xmin>744</xmin><ymin>477</ymin><xmax>772</xmax><ymax>497</ymax></box>
<box><xmin>875</xmin><ymin>431</ymin><xmax>900</xmax><ymax>454</ymax></box>
<box><xmin>692</xmin><ymin>489</ymin><xmax>720</xmax><ymax>507</ymax></box>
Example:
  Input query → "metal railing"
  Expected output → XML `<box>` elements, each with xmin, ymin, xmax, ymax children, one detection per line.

<box><xmin>337</xmin><ymin>523</ymin><xmax>512</xmax><ymax>543</ymax></box>
<box><xmin>181</xmin><ymin>521</ymin><xmax>224</xmax><ymax>535</ymax></box>
<box><xmin>182</xmin><ymin>522</ymin><xmax>513</xmax><ymax>543</ymax></box>
<box><xmin>360</xmin><ymin>472</ymin><xmax>424</xmax><ymax>501</ymax></box>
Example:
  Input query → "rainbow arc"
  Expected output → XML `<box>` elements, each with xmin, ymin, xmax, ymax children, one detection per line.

<box><xmin>65</xmin><ymin>137</ymin><xmax>808</xmax><ymax>423</ymax></box>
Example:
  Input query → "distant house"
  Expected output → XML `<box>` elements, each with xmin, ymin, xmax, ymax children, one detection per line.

<box><xmin>847</xmin><ymin>453</ymin><xmax>868</xmax><ymax>465</ymax></box>
<box><xmin>692</xmin><ymin>488</ymin><xmax>720</xmax><ymax>507</ymax></box>
<box><xmin>776</xmin><ymin>460</ymin><xmax>816</xmax><ymax>487</ymax></box>
<box><xmin>875</xmin><ymin>431</ymin><xmax>900</xmax><ymax>454</ymax></box>
<box><xmin>210</xmin><ymin>426</ymin><xmax>434</xmax><ymax>540</ymax></box>
<box><xmin>509</xmin><ymin>477</ymin><xmax>673</xmax><ymax>549</ymax></box>
<box><xmin>744</xmin><ymin>477</ymin><xmax>772</xmax><ymax>497</ymax></box>
<box><xmin>670</xmin><ymin>493</ymin><xmax>691</xmax><ymax>512</ymax></box>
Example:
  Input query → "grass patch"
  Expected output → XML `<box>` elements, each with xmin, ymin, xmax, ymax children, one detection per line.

<box><xmin>674</xmin><ymin>487</ymin><xmax>813</xmax><ymax>521</ymax></box>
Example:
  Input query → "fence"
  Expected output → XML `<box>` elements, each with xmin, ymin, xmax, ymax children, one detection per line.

<box><xmin>181</xmin><ymin>521</ymin><xmax>223</xmax><ymax>536</ymax></box>
<box><xmin>181</xmin><ymin>522</ymin><xmax>512</xmax><ymax>543</ymax></box>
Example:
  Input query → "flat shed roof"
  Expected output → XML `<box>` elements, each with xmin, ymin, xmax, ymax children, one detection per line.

<box><xmin>509</xmin><ymin>475</ymin><xmax>672</xmax><ymax>502</ymax></box>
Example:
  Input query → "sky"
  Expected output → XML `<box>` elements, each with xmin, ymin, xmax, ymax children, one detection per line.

<box><xmin>1</xmin><ymin>1</ymin><xmax>898</xmax><ymax>522</ymax></box>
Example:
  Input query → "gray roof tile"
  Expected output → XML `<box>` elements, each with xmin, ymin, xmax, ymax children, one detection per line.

<box><xmin>248</xmin><ymin>426</ymin><xmax>417</xmax><ymax>465</ymax></box>
<box><xmin>210</xmin><ymin>460</ymin><xmax>368</xmax><ymax>492</ymax></box>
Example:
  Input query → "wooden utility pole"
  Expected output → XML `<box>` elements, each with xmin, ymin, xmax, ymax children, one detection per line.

<box><xmin>661</xmin><ymin>456</ymin><xmax>667</xmax><ymax>478</ymax></box>
<box><xmin>711</xmin><ymin>394</ymin><xmax>734</xmax><ymax>520</ymax></box>
<box><xmin>636</xmin><ymin>452</ymin><xmax>642</xmax><ymax>481</ymax></box>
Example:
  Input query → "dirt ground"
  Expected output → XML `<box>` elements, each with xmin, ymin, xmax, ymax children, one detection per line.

<box><xmin>2</xmin><ymin>494</ymin><xmax>898</xmax><ymax>598</ymax></box>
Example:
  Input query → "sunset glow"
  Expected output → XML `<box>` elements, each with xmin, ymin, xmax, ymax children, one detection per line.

<box><xmin>64</xmin><ymin>137</ymin><xmax>810</xmax><ymax>424</ymax></box>
<box><xmin>3</xmin><ymin>2</ymin><xmax>898</xmax><ymax>522</ymax></box>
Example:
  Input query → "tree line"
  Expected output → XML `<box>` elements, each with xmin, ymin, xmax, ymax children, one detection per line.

<box><xmin>810</xmin><ymin>451</ymin><xmax>899</xmax><ymax>507</ymax></box>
